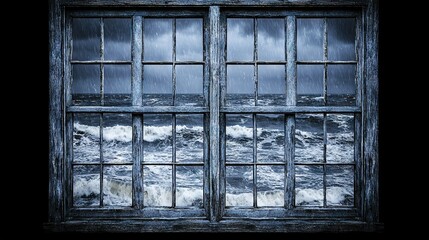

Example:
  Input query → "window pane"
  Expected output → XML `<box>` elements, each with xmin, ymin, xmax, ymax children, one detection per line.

<box><xmin>176</xmin><ymin>19</ymin><xmax>203</xmax><ymax>61</ymax></box>
<box><xmin>72</xmin><ymin>64</ymin><xmax>101</xmax><ymax>106</ymax></box>
<box><xmin>257</xmin><ymin>166</ymin><xmax>284</xmax><ymax>207</ymax></box>
<box><xmin>104</xmin><ymin>65</ymin><xmax>131</xmax><ymax>106</ymax></box>
<box><xmin>177</xmin><ymin>166</ymin><xmax>203</xmax><ymax>207</ymax></box>
<box><xmin>226</xmin><ymin>166</ymin><xmax>253</xmax><ymax>207</ymax></box>
<box><xmin>295</xmin><ymin>165</ymin><xmax>323</xmax><ymax>206</ymax></box>
<box><xmin>297</xmin><ymin>65</ymin><xmax>324</xmax><ymax>106</ymax></box>
<box><xmin>297</xmin><ymin>19</ymin><xmax>323</xmax><ymax>61</ymax></box>
<box><xmin>326</xmin><ymin>165</ymin><xmax>354</xmax><ymax>206</ymax></box>
<box><xmin>327</xmin><ymin>65</ymin><xmax>356</xmax><ymax>106</ymax></box>
<box><xmin>257</xmin><ymin>18</ymin><xmax>285</xmax><ymax>61</ymax></box>
<box><xmin>176</xmin><ymin>114</ymin><xmax>203</xmax><ymax>163</ymax></box>
<box><xmin>258</xmin><ymin>65</ymin><xmax>285</xmax><ymax>106</ymax></box>
<box><xmin>143</xmin><ymin>65</ymin><xmax>172</xmax><ymax>106</ymax></box>
<box><xmin>73</xmin><ymin>113</ymin><xmax>100</xmax><ymax>163</ymax></box>
<box><xmin>227</xmin><ymin>65</ymin><xmax>254</xmax><ymax>106</ymax></box>
<box><xmin>226</xmin><ymin>114</ymin><xmax>253</xmax><ymax>163</ymax></box>
<box><xmin>143</xmin><ymin>165</ymin><xmax>172</xmax><ymax>207</ymax></box>
<box><xmin>227</xmin><ymin>18</ymin><xmax>254</xmax><ymax>61</ymax></box>
<box><xmin>143</xmin><ymin>114</ymin><xmax>172</xmax><ymax>163</ymax></box>
<box><xmin>295</xmin><ymin>114</ymin><xmax>324</xmax><ymax>163</ymax></box>
<box><xmin>328</xmin><ymin>18</ymin><xmax>355</xmax><ymax>61</ymax></box>
<box><xmin>104</xmin><ymin>18</ymin><xmax>131</xmax><ymax>61</ymax></box>
<box><xmin>144</xmin><ymin>19</ymin><xmax>173</xmax><ymax>61</ymax></box>
<box><xmin>257</xmin><ymin>114</ymin><xmax>284</xmax><ymax>163</ymax></box>
<box><xmin>176</xmin><ymin>65</ymin><xmax>203</xmax><ymax>106</ymax></box>
<box><xmin>72</xmin><ymin>18</ymin><xmax>100</xmax><ymax>60</ymax></box>
<box><xmin>73</xmin><ymin>165</ymin><xmax>100</xmax><ymax>207</ymax></box>
<box><xmin>103</xmin><ymin>165</ymin><xmax>132</xmax><ymax>207</ymax></box>
<box><xmin>103</xmin><ymin>114</ymin><xmax>132</xmax><ymax>163</ymax></box>
<box><xmin>327</xmin><ymin>114</ymin><xmax>354</xmax><ymax>163</ymax></box>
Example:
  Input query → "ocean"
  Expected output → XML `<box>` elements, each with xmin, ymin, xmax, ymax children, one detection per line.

<box><xmin>72</xmin><ymin>94</ymin><xmax>355</xmax><ymax>208</ymax></box>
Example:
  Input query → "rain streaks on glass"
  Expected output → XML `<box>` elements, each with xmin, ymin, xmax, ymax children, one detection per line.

<box><xmin>297</xmin><ymin>17</ymin><xmax>357</xmax><ymax>106</ymax></box>
<box><xmin>143</xmin><ymin>18</ymin><xmax>204</xmax><ymax>107</ymax></box>
<box><xmin>71</xmin><ymin>18</ymin><xmax>132</xmax><ymax>107</ymax></box>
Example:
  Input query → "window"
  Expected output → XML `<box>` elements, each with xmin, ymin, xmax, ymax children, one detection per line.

<box><xmin>48</xmin><ymin>0</ymin><xmax>380</xmax><ymax>232</ymax></box>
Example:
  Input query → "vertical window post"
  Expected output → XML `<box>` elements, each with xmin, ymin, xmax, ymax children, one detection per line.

<box><xmin>209</xmin><ymin>5</ymin><xmax>221</xmax><ymax>222</ymax></box>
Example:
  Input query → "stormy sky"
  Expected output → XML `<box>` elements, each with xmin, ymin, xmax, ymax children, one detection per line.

<box><xmin>72</xmin><ymin>17</ymin><xmax>355</xmax><ymax>96</ymax></box>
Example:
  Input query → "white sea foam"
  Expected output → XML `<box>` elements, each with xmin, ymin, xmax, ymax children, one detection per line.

<box><xmin>295</xmin><ymin>187</ymin><xmax>352</xmax><ymax>206</ymax></box>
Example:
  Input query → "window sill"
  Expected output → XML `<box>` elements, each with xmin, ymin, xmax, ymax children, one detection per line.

<box><xmin>44</xmin><ymin>219</ymin><xmax>383</xmax><ymax>232</ymax></box>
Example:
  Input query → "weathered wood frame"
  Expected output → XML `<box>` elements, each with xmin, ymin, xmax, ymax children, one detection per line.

<box><xmin>48</xmin><ymin>0</ymin><xmax>380</xmax><ymax>232</ymax></box>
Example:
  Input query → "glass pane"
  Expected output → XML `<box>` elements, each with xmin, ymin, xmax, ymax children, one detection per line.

<box><xmin>327</xmin><ymin>65</ymin><xmax>356</xmax><ymax>106</ymax></box>
<box><xmin>257</xmin><ymin>166</ymin><xmax>284</xmax><ymax>207</ymax></box>
<box><xmin>144</xmin><ymin>19</ymin><xmax>173</xmax><ymax>61</ymax></box>
<box><xmin>104</xmin><ymin>65</ymin><xmax>131</xmax><ymax>106</ymax></box>
<box><xmin>258</xmin><ymin>65</ymin><xmax>285</xmax><ymax>106</ymax></box>
<box><xmin>104</xmin><ymin>18</ymin><xmax>131</xmax><ymax>61</ymax></box>
<box><xmin>143</xmin><ymin>165</ymin><xmax>172</xmax><ymax>207</ymax></box>
<box><xmin>103</xmin><ymin>165</ymin><xmax>132</xmax><ymax>207</ymax></box>
<box><xmin>176</xmin><ymin>166</ymin><xmax>203</xmax><ymax>207</ymax></box>
<box><xmin>297</xmin><ymin>65</ymin><xmax>324</xmax><ymax>106</ymax></box>
<box><xmin>227</xmin><ymin>65</ymin><xmax>254</xmax><ymax>106</ymax></box>
<box><xmin>176</xmin><ymin>114</ymin><xmax>203</xmax><ymax>162</ymax></box>
<box><xmin>295</xmin><ymin>165</ymin><xmax>323</xmax><ymax>206</ymax></box>
<box><xmin>295</xmin><ymin>114</ymin><xmax>324</xmax><ymax>163</ymax></box>
<box><xmin>72</xmin><ymin>64</ymin><xmax>101</xmax><ymax>106</ymax></box>
<box><xmin>176</xmin><ymin>18</ymin><xmax>203</xmax><ymax>61</ymax></box>
<box><xmin>257</xmin><ymin>18</ymin><xmax>285</xmax><ymax>61</ymax></box>
<box><xmin>226</xmin><ymin>166</ymin><xmax>253</xmax><ymax>207</ymax></box>
<box><xmin>143</xmin><ymin>65</ymin><xmax>172</xmax><ymax>106</ymax></box>
<box><xmin>297</xmin><ymin>19</ymin><xmax>324</xmax><ymax>61</ymax></box>
<box><xmin>257</xmin><ymin>114</ymin><xmax>284</xmax><ymax>163</ymax></box>
<box><xmin>328</xmin><ymin>18</ymin><xmax>355</xmax><ymax>61</ymax></box>
<box><xmin>176</xmin><ymin>65</ymin><xmax>203</xmax><ymax>106</ymax></box>
<box><xmin>327</xmin><ymin>114</ymin><xmax>354</xmax><ymax>163</ymax></box>
<box><xmin>103</xmin><ymin>114</ymin><xmax>132</xmax><ymax>163</ymax></box>
<box><xmin>226</xmin><ymin>114</ymin><xmax>253</xmax><ymax>163</ymax></box>
<box><xmin>73</xmin><ymin>165</ymin><xmax>100</xmax><ymax>207</ymax></box>
<box><xmin>326</xmin><ymin>165</ymin><xmax>354</xmax><ymax>206</ymax></box>
<box><xmin>227</xmin><ymin>18</ymin><xmax>254</xmax><ymax>61</ymax></box>
<box><xmin>143</xmin><ymin>114</ymin><xmax>172</xmax><ymax>162</ymax></box>
<box><xmin>73</xmin><ymin>113</ymin><xmax>100</xmax><ymax>163</ymax></box>
<box><xmin>72</xmin><ymin>18</ymin><xmax>100</xmax><ymax>60</ymax></box>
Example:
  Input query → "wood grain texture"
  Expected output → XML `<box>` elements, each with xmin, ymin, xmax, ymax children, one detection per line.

<box><xmin>49</xmin><ymin>0</ymin><xmax>64</xmax><ymax>222</ymax></box>
<box><xmin>363</xmin><ymin>0</ymin><xmax>379</xmax><ymax>223</ymax></box>
<box><xmin>209</xmin><ymin>6</ymin><xmax>221</xmax><ymax>222</ymax></box>
<box><xmin>44</xmin><ymin>219</ymin><xmax>383</xmax><ymax>232</ymax></box>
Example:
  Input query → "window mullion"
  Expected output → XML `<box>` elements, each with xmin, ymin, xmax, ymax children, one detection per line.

<box><xmin>285</xmin><ymin>15</ymin><xmax>296</xmax><ymax>210</ymax></box>
<box><xmin>132</xmin><ymin>15</ymin><xmax>144</xmax><ymax>209</ymax></box>
<box><xmin>209</xmin><ymin>6</ymin><xmax>221</xmax><ymax>222</ymax></box>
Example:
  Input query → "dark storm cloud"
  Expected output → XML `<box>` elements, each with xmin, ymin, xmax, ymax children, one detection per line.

<box><xmin>176</xmin><ymin>19</ymin><xmax>203</xmax><ymax>61</ymax></box>
<box><xmin>144</xmin><ymin>19</ymin><xmax>173</xmax><ymax>61</ymax></box>
<box><xmin>72</xmin><ymin>18</ymin><xmax>101</xmax><ymax>60</ymax></box>
<box><xmin>71</xmin><ymin>16</ymin><xmax>356</xmax><ymax>96</ymax></box>
<box><xmin>297</xmin><ymin>18</ymin><xmax>356</xmax><ymax>94</ymax></box>
<box><xmin>104</xmin><ymin>18</ymin><xmax>131</xmax><ymax>61</ymax></box>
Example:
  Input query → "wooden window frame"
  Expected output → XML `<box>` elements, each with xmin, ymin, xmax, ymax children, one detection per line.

<box><xmin>48</xmin><ymin>0</ymin><xmax>380</xmax><ymax>232</ymax></box>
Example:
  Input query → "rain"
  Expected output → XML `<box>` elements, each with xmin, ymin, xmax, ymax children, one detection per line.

<box><xmin>71</xmin><ymin>17</ymin><xmax>356</xmax><ymax>103</ymax></box>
